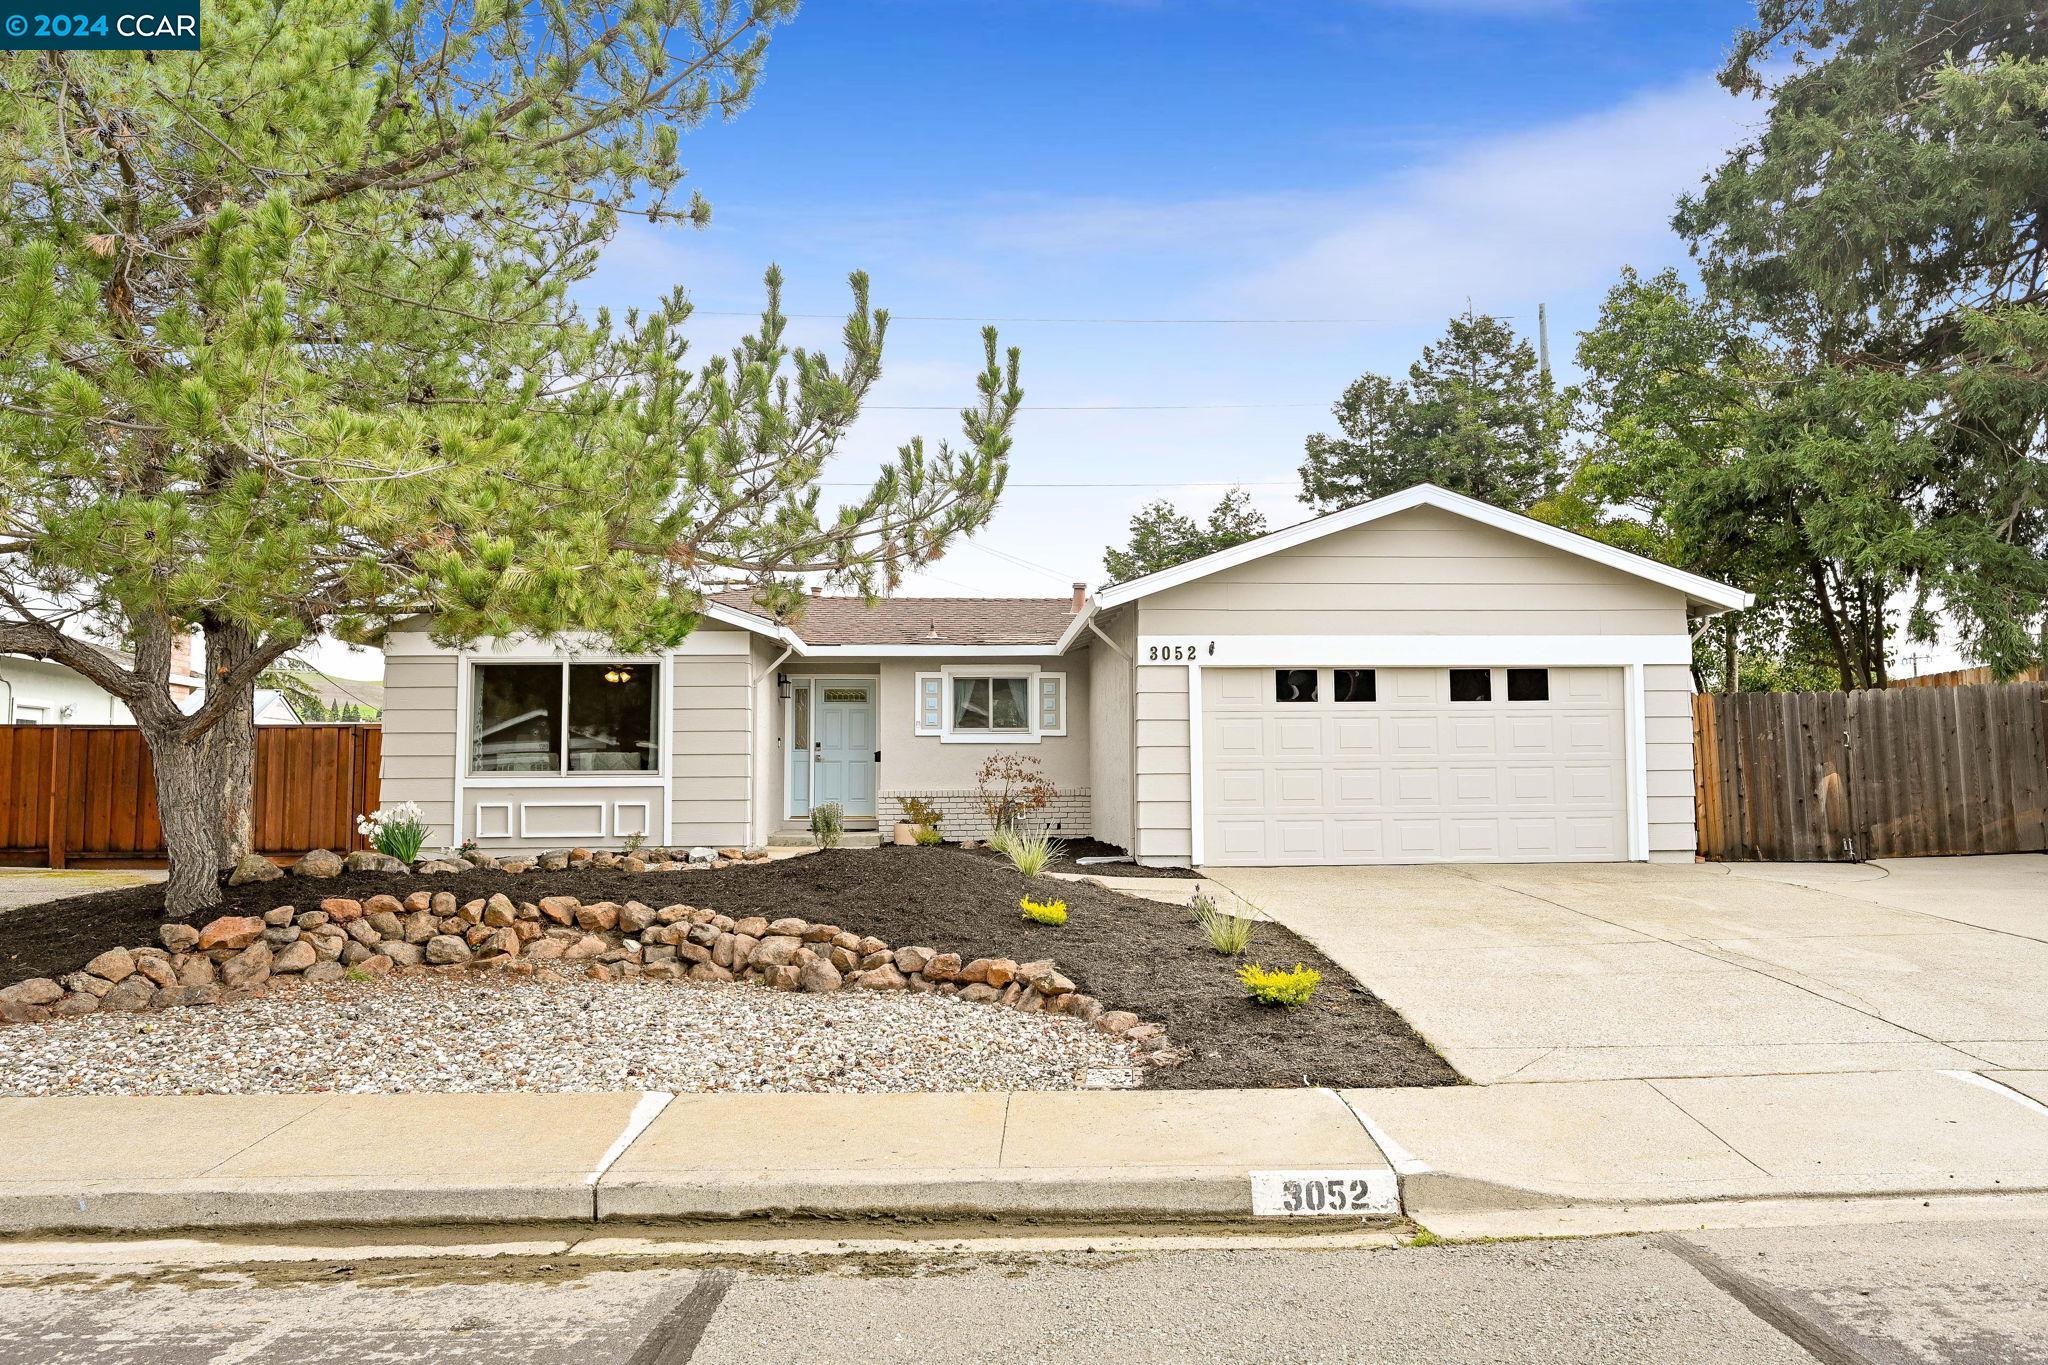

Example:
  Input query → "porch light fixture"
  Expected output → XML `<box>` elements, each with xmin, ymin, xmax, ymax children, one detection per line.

<box><xmin>777</xmin><ymin>672</ymin><xmax>792</xmax><ymax>700</ymax></box>
<box><xmin>603</xmin><ymin>666</ymin><xmax>634</xmax><ymax>684</ymax></box>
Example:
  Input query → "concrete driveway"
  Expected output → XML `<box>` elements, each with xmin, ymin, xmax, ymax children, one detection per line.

<box><xmin>1203</xmin><ymin>855</ymin><xmax>2048</xmax><ymax>1085</ymax></box>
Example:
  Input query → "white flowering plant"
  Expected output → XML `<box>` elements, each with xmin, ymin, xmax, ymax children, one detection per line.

<box><xmin>356</xmin><ymin>801</ymin><xmax>430</xmax><ymax>864</ymax></box>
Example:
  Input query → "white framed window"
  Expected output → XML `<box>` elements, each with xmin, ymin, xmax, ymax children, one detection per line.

<box><xmin>923</xmin><ymin>666</ymin><xmax>1066</xmax><ymax>743</ymax></box>
<box><xmin>469</xmin><ymin>660</ymin><xmax>661</xmax><ymax>775</ymax></box>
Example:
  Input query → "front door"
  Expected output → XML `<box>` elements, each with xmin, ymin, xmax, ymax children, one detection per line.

<box><xmin>812</xmin><ymin>679</ymin><xmax>876</xmax><ymax>820</ymax></box>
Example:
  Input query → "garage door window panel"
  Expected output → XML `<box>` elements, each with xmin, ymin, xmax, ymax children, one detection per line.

<box><xmin>1507</xmin><ymin>668</ymin><xmax>1550</xmax><ymax>702</ymax></box>
<box><xmin>1275</xmin><ymin>669</ymin><xmax>1318</xmax><ymax>703</ymax></box>
<box><xmin>1334</xmin><ymin>669</ymin><xmax>1376</xmax><ymax>703</ymax></box>
<box><xmin>1448</xmin><ymin>668</ymin><xmax>1492</xmax><ymax>702</ymax></box>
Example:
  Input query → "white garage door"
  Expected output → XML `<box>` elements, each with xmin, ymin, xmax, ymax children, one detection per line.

<box><xmin>1202</xmin><ymin>666</ymin><xmax>1628</xmax><ymax>865</ymax></box>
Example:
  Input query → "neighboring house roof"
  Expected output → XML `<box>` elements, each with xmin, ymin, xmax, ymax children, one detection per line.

<box><xmin>1089</xmin><ymin>483</ymin><xmax>1755</xmax><ymax>615</ymax></box>
<box><xmin>713</xmin><ymin>591</ymin><xmax>1077</xmax><ymax>649</ymax></box>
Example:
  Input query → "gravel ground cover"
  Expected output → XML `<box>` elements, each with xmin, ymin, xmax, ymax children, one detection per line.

<box><xmin>5</xmin><ymin>846</ymin><xmax>1456</xmax><ymax>1090</ymax></box>
<box><xmin>0</xmin><ymin>971</ymin><xmax>1143</xmax><ymax>1097</ymax></box>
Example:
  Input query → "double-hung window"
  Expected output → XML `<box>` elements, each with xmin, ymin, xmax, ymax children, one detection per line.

<box><xmin>471</xmin><ymin>661</ymin><xmax>660</xmax><ymax>775</ymax></box>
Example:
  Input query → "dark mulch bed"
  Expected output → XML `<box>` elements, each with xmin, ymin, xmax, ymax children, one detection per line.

<box><xmin>2</xmin><ymin>847</ymin><xmax>1457</xmax><ymax>1091</ymax></box>
<box><xmin>961</xmin><ymin>835</ymin><xmax>1195</xmax><ymax>880</ymax></box>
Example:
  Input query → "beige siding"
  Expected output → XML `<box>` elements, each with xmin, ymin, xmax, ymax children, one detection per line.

<box><xmin>1087</xmin><ymin>605</ymin><xmax>1136</xmax><ymax>851</ymax></box>
<box><xmin>670</xmin><ymin>627</ymin><xmax>755</xmax><ymax>849</ymax></box>
<box><xmin>1133</xmin><ymin>664</ymin><xmax>1192</xmax><ymax>864</ymax></box>
<box><xmin>1645</xmin><ymin>663</ymin><xmax>1697</xmax><ymax>860</ymax></box>
<box><xmin>376</xmin><ymin>640</ymin><xmax>458</xmax><ymax>847</ymax></box>
<box><xmin>1138</xmin><ymin>504</ymin><xmax>1688</xmax><ymax>637</ymax></box>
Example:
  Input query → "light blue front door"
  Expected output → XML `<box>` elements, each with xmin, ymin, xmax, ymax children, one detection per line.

<box><xmin>812</xmin><ymin>680</ymin><xmax>876</xmax><ymax>819</ymax></box>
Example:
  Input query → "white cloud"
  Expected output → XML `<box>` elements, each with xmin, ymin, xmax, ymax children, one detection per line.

<box><xmin>1229</xmin><ymin>75</ymin><xmax>1755</xmax><ymax>320</ymax></box>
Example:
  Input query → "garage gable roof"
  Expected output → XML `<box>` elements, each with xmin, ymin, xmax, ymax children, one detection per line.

<box><xmin>1090</xmin><ymin>483</ymin><xmax>1753</xmax><ymax>615</ymax></box>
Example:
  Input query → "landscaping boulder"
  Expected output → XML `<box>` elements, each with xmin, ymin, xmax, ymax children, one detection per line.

<box><xmin>853</xmin><ymin>963</ymin><xmax>907</xmax><ymax>991</ymax></box>
<box><xmin>304</xmin><ymin>961</ymin><xmax>347</xmax><ymax>982</ymax></box>
<box><xmin>563</xmin><ymin>934</ymin><xmax>608</xmax><ymax>961</ymax></box>
<box><xmin>921</xmin><ymin>952</ymin><xmax>962</xmax><ymax>982</ymax></box>
<box><xmin>319</xmin><ymin>897</ymin><xmax>364</xmax><ymax>923</ymax></box>
<box><xmin>82</xmin><ymin>946</ymin><xmax>135</xmax><ymax>984</ymax></box>
<box><xmin>227</xmin><ymin>853</ymin><xmax>283</xmax><ymax>886</ymax></box>
<box><xmin>98</xmin><ymin>976</ymin><xmax>155</xmax><ymax>1012</ymax></box>
<box><xmin>197</xmin><ymin>915</ymin><xmax>266</xmax><ymax>952</ymax></box>
<box><xmin>1</xmin><ymin>978</ymin><xmax>62</xmax><ymax>1008</ymax></box>
<box><xmin>381</xmin><ymin>941</ymin><xmax>423</xmax><ymax>968</ymax></box>
<box><xmin>537</xmin><ymin>895</ymin><xmax>579</xmax><ymax>925</ymax></box>
<box><xmin>618</xmin><ymin>902</ymin><xmax>657</xmax><ymax>934</ymax></box>
<box><xmin>271</xmin><ymin>941</ymin><xmax>318</xmax><ymax>974</ymax></box>
<box><xmin>749</xmin><ymin>935</ymin><xmax>804</xmax><ymax>969</ymax></box>
<box><xmin>291</xmin><ymin>848</ymin><xmax>345</xmax><ymax>878</ymax></box>
<box><xmin>767</xmin><ymin>917</ymin><xmax>809</xmax><ymax>938</ymax></box>
<box><xmin>176</xmin><ymin>956</ymin><xmax>216</xmax><ymax>987</ymax></box>
<box><xmin>221</xmin><ymin>942</ymin><xmax>274</xmax><ymax>990</ymax></box>
<box><xmin>688</xmin><ymin>846</ymin><xmax>717</xmax><ymax>863</ymax></box>
<box><xmin>797</xmin><ymin>958</ymin><xmax>843</xmax><ymax>994</ymax></box>
<box><xmin>894</xmin><ymin>946</ymin><xmax>935</xmax><ymax>975</ymax></box>
<box><xmin>345</xmin><ymin>849</ymin><xmax>408</xmax><ymax>874</ymax></box>
<box><xmin>423</xmin><ymin>934</ymin><xmax>472</xmax><ymax>966</ymax></box>
<box><xmin>363</xmin><ymin>893</ymin><xmax>405</xmax><ymax>918</ymax></box>
<box><xmin>575</xmin><ymin>902</ymin><xmax>620</xmax><ymax>932</ymax></box>
<box><xmin>158</xmin><ymin>923</ymin><xmax>201</xmax><ymax>953</ymax></box>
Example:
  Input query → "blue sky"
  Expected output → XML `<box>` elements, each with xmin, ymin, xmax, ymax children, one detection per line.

<box><xmin>321</xmin><ymin>0</ymin><xmax>1770</xmax><ymax>678</ymax></box>
<box><xmin>577</xmin><ymin>0</ymin><xmax>1769</xmax><ymax>598</ymax></box>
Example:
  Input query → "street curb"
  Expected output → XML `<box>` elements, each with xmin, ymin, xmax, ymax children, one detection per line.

<box><xmin>0</xmin><ymin>1178</ymin><xmax>594</xmax><ymax>1236</ymax></box>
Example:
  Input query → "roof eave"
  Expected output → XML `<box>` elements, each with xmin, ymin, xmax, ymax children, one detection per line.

<box><xmin>1093</xmin><ymin>483</ymin><xmax>1753</xmax><ymax>615</ymax></box>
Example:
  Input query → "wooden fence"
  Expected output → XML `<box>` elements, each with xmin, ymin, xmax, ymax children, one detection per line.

<box><xmin>0</xmin><ymin>724</ymin><xmax>381</xmax><ymax>868</ymax></box>
<box><xmin>1693</xmin><ymin>682</ymin><xmax>2048</xmax><ymax>861</ymax></box>
<box><xmin>1890</xmin><ymin>664</ymin><xmax>2045</xmax><ymax>689</ymax></box>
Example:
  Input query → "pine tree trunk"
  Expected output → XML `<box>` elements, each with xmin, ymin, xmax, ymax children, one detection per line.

<box><xmin>149</xmin><ymin>727</ymin><xmax>230</xmax><ymax>919</ymax></box>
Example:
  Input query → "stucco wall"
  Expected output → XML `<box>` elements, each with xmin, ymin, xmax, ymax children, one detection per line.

<box><xmin>1087</xmin><ymin>605</ymin><xmax>1136</xmax><ymax>851</ymax></box>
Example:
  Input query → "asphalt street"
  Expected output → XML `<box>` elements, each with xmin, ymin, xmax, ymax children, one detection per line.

<box><xmin>0</xmin><ymin>1216</ymin><xmax>2043</xmax><ymax>1363</ymax></box>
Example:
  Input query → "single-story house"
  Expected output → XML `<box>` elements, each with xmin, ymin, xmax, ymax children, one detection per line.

<box><xmin>380</xmin><ymin>484</ymin><xmax>1750</xmax><ymax>867</ymax></box>
<box><xmin>1</xmin><ymin>635</ymin><xmax>204</xmax><ymax>725</ymax></box>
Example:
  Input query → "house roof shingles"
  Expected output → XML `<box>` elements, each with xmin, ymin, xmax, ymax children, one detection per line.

<box><xmin>713</xmin><ymin>592</ymin><xmax>1077</xmax><ymax>648</ymax></box>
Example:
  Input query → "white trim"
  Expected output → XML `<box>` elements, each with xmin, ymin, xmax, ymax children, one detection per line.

<box><xmin>518</xmin><ymin>800</ymin><xmax>606</xmax><ymax>840</ymax></box>
<box><xmin>1095</xmin><ymin>484</ymin><xmax>1753</xmax><ymax>613</ymax></box>
<box><xmin>1139</xmin><ymin>635</ymin><xmax>1693</xmax><ymax>668</ymax></box>
<box><xmin>936</xmin><ymin>665</ymin><xmax>1045</xmax><ymax>745</ymax></box>
<box><xmin>1625</xmin><ymin>662</ymin><xmax>1649</xmax><ymax>861</ymax></box>
<box><xmin>1187</xmin><ymin>662</ymin><xmax>1205</xmax><ymax>867</ymax></box>
<box><xmin>473</xmin><ymin>802</ymin><xmax>513</xmax><ymax>839</ymax></box>
<box><xmin>913</xmin><ymin>671</ymin><xmax>944</xmax><ymax>736</ymax></box>
<box><xmin>464</xmin><ymin>773</ymin><xmax>667</xmax><ymax>788</ymax></box>
<box><xmin>1053</xmin><ymin>601</ymin><xmax>1097</xmax><ymax>654</ymax></box>
<box><xmin>797</xmin><ymin>642</ymin><xmax>1063</xmax><ymax>658</ymax></box>
<box><xmin>612</xmin><ymin>800</ymin><xmax>652</xmax><ymax>839</ymax></box>
<box><xmin>1039</xmin><ymin>671</ymin><xmax>1068</xmax><ymax>736</ymax></box>
<box><xmin>701</xmin><ymin>602</ymin><xmax>804</xmax><ymax>648</ymax></box>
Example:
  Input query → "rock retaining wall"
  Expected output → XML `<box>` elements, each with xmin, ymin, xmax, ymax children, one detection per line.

<box><xmin>0</xmin><ymin>881</ymin><xmax>1181</xmax><ymax>1068</ymax></box>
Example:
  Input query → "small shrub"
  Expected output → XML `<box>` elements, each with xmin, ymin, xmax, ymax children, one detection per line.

<box><xmin>357</xmin><ymin>801</ymin><xmax>429</xmax><ymax>864</ymax></box>
<box><xmin>976</xmin><ymin>752</ymin><xmax>1058</xmax><ymax>831</ymax></box>
<box><xmin>898</xmin><ymin>796</ymin><xmax>944</xmax><ymax>829</ymax></box>
<box><xmin>914</xmin><ymin>824</ymin><xmax>944</xmax><ymax>846</ymax></box>
<box><xmin>996</xmin><ymin>827</ymin><xmax>1063</xmax><ymax>877</ymax></box>
<box><xmin>1237</xmin><ymin>961</ymin><xmax>1321</xmax><ymax>1008</ymax></box>
<box><xmin>1192</xmin><ymin>894</ymin><xmax>1256</xmax><ymax>956</ymax></box>
<box><xmin>343</xmin><ymin>967</ymin><xmax>373</xmax><ymax>983</ymax></box>
<box><xmin>621</xmin><ymin>831</ymin><xmax>645</xmax><ymax>854</ymax></box>
<box><xmin>1021</xmin><ymin>896</ymin><xmax>1068</xmax><ymax>926</ymax></box>
<box><xmin>809</xmin><ymin>801</ymin><xmax>844</xmax><ymax>848</ymax></box>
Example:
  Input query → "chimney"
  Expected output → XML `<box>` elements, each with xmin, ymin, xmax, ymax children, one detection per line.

<box><xmin>167</xmin><ymin>632</ymin><xmax>197</xmax><ymax>700</ymax></box>
<box><xmin>809</xmin><ymin>585</ymin><xmax>822</xmax><ymax>597</ymax></box>
<box><xmin>1070</xmin><ymin>582</ymin><xmax>1087</xmax><ymax>614</ymax></box>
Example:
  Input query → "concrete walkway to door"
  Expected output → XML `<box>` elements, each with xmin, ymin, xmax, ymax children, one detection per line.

<box><xmin>1205</xmin><ymin>855</ymin><xmax>2048</xmax><ymax>1085</ymax></box>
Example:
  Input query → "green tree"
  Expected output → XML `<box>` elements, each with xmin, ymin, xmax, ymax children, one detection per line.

<box><xmin>1569</xmin><ymin>268</ymin><xmax>1933</xmax><ymax>692</ymax></box>
<box><xmin>1102</xmin><ymin>487</ymin><xmax>1267</xmax><ymax>586</ymax></box>
<box><xmin>0</xmin><ymin>1</ymin><xmax>1021</xmax><ymax>915</ymax></box>
<box><xmin>1299</xmin><ymin>311</ymin><xmax>1570</xmax><ymax>513</ymax></box>
<box><xmin>1672</xmin><ymin>0</ymin><xmax>2048</xmax><ymax>675</ymax></box>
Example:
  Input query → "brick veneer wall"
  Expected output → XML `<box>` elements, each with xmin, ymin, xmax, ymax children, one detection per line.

<box><xmin>881</xmin><ymin>789</ymin><xmax>1092</xmax><ymax>841</ymax></box>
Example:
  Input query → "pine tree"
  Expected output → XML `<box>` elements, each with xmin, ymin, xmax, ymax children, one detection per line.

<box><xmin>0</xmin><ymin>2</ymin><xmax>1022</xmax><ymax>915</ymax></box>
<box><xmin>1299</xmin><ymin>311</ymin><xmax>1570</xmax><ymax>513</ymax></box>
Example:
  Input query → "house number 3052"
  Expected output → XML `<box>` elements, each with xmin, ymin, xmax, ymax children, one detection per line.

<box><xmin>1145</xmin><ymin>642</ymin><xmax>1210</xmax><ymax>662</ymax></box>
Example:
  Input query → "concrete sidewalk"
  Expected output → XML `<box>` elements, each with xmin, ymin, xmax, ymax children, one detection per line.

<box><xmin>6</xmin><ymin>1070</ymin><xmax>2048</xmax><ymax>1237</ymax></box>
<box><xmin>0</xmin><ymin>1088</ymin><xmax>1391</xmax><ymax>1235</ymax></box>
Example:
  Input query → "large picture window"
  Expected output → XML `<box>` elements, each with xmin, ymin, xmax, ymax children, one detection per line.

<box><xmin>951</xmin><ymin>675</ymin><xmax>1031</xmax><ymax>732</ymax></box>
<box><xmin>471</xmin><ymin>661</ymin><xmax>660</xmax><ymax>774</ymax></box>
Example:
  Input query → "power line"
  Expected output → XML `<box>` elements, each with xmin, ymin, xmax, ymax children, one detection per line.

<box><xmin>868</xmin><ymin>402</ymin><xmax>1323</xmax><ymax>411</ymax></box>
<box><xmin>689</xmin><ymin>312</ymin><xmax>1411</xmax><ymax>325</ymax></box>
<box><xmin>959</xmin><ymin>539</ymin><xmax>1076</xmax><ymax>584</ymax></box>
<box><xmin>820</xmin><ymin>478</ymin><xmax>1299</xmax><ymax>489</ymax></box>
